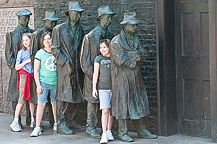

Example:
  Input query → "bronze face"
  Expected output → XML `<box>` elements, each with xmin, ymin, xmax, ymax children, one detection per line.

<box><xmin>18</xmin><ymin>15</ymin><xmax>30</xmax><ymax>27</ymax></box>
<box><xmin>124</xmin><ymin>24</ymin><xmax>138</xmax><ymax>35</ymax></box>
<box><xmin>68</xmin><ymin>10</ymin><xmax>81</xmax><ymax>23</ymax></box>
<box><xmin>45</xmin><ymin>20</ymin><xmax>57</xmax><ymax>31</ymax></box>
<box><xmin>99</xmin><ymin>14</ymin><xmax>112</xmax><ymax>29</ymax></box>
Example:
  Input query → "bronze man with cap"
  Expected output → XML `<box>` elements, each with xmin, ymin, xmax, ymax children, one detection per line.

<box><xmin>32</xmin><ymin>11</ymin><xmax>59</xmax><ymax>55</ymax></box>
<box><xmin>5</xmin><ymin>8</ymin><xmax>34</xmax><ymax>127</ymax></box>
<box><xmin>110</xmin><ymin>12</ymin><xmax>157</xmax><ymax>142</ymax></box>
<box><xmin>80</xmin><ymin>5</ymin><xmax>115</xmax><ymax>139</ymax></box>
<box><xmin>51</xmin><ymin>1</ymin><xmax>84</xmax><ymax>135</ymax></box>
<box><xmin>31</xmin><ymin>11</ymin><xmax>59</xmax><ymax>127</ymax></box>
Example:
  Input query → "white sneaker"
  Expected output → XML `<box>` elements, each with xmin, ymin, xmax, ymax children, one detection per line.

<box><xmin>53</xmin><ymin>123</ymin><xmax>57</xmax><ymax>131</ymax></box>
<box><xmin>107</xmin><ymin>130</ymin><xmax>114</xmax><ymax>141</ymax></box>
<box><xmin>100</xmin><ymin>132</ymin><xmax>108</xmax><ymax>144</ymax></box>
<box><xmin>30</xmin><ymin>121</ymin><xmax>35</xmax><ymax>128</ymax></box>
<box><xmin>30</xmin><ymin>127</ymin><xmax>41</xmax><ymax>137</ymax></box>
<box><xmin>10</xmin><ymin>121</ymin><xmax>22</xmax><ymax>132</ymax></box>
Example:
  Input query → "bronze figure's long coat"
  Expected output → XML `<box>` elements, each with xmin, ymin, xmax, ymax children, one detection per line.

<box><xmin>80</xmin><ymin>25</ymin><xmax>113</xmax><ymax>103</ymax></box>
<box><xmin>5</xmin><ymin>25</ymin><xmax>34</xmax><ymax>101</ymax></box>
<box><xmin>31</xmin><ymin>26</ymin><xmax>48</xmax><ymax>56</ymax></box>
<box><xmin>110</xmin><ymin>30</ymin><xmax>150</xmax><ymax>119</ymax></box>
<box><xmin>51</xmin><ymin>21</ymin><xmax>84</xmax><ymax>103</ymax></box>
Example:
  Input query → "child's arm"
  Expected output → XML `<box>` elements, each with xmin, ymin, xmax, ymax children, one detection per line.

<box><xmin>15</xmin><ymin>58</ymin><xmax>31</xmax><ymax>71</ymax></box>
<box><xmin>34</xmin><ymin>59</ymin><xmax>43</xmax><ymax>94</ymax></box>
<box><xmin>92</xmin><ymin>62</ymin><xmax>100</xmax><ymax>98</ymax></box>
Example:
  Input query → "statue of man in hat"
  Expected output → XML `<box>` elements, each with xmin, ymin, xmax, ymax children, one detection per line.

<box><xmin>32</xmin><ymin>11</ymin><xmax>59</xmax><ymax>55</ymax></box>
<box><xmin>80</xmin><ymin>5</ymin><xmax>115</xmax><ymax>139</ymax></box>
<box><xmin>51</xmin><ymin>1</ymin><xmax>84</xmax><ymax>135</ymax></box>
<box><xmin>110</xmin><ymin>12</ymin><xmax>157</xmax><ymax>142</ymax></box>
<box><xmin>31</xmin><ymin>11</ymin><xmax>59</xmax><ymax>127</ymax></box>
<box><xmin>5</xmin><ymin>8</ymin><xmax>34</xmax><ymax>126</ymax></box>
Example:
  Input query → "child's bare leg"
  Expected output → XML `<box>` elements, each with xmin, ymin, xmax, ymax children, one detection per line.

<box><xmin>15</xmin><ymin>103</ymin><xmax>24</xmax><ymax>118</ymax></box>
<box><xmin>101</xmin><ymin>108</ymin><xmax>109</xmax><ymax>133</ymax></box>
<box><xmin>36</xmin><ymin>102</ymin><xmax>46</xmax><ymax>127</ymax></box>
<box><xmin>51</xmin><ymin>102</ymin><xmax>57</xmax><ymax>123</ymax></box>
<box><xmin>107</xmin><ymin>109</ymin><xmax>113</xmax><ymax>130</ymax></box>
<box><xmin>29</xmin><ymin>103</ymin><xmax>35</xmax><ymax>118</ymax></box>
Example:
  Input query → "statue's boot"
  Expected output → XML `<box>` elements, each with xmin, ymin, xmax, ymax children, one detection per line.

<box><xmin>118</xmin><ymin>119</ymin><xmax>134</xmax><ymax>142</ymax></box>
<box><xmin>86</xmin><ymin>127</ymin><xmax>100</xmax><ymax>139</ymax></box>
<box><xmin>86</xmin><ymin>102</ymin><xmax>100</xmax><ymax>139</ymax></box>
<box><xmin>68</xmin><ymin>120</ymin><xmax>83</xmax><ymax>130</ymax></box>
<box><xmin>118</xmin><ymin>133</ymin><xmax>134</xmax><ymax>142</ymax></box>
<box><xmin>134</xmin><ymin>118</ymin><xmax>157</xmax><ymax>139</ymax></box>
<box><xmin>57</xmin><ymin>122</ymin><xmax>74</xmax><ymax>135</ymax></box>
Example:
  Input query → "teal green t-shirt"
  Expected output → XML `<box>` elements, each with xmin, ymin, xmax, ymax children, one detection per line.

<box><xmin>35</xmin><ymin>49</ymin><xmax>57</xmax><ymax>85</ymax></box>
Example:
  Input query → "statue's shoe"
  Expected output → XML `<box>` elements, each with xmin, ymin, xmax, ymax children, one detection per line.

<box><xmin>118</xmin><ymin>134</ymin><xmax>134</xmax><ymax>142</ymax></box>
<box><xmin>137</xmin><ymin>129</ymin><xmax>158</xmax><ymax>139</ymax></box>
<box><xmin>68</xmin><ymin>121</ymin><xmax>83</xmax><ymax>130</ymax></box>
<box><xmin>57</xmin><ymin>122</ymin><xmax>74</xmax><ymax>135</ymax></box>
<box><xmin>86</xmin><ymin>127</ymin><xmax>100</xmax><ymax>139</ymax></box>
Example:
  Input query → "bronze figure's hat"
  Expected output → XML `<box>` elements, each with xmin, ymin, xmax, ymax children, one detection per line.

<box><xmin>65</xmin><ymin>1</ymin><xmax>85</xmax><ymax>16</ymax></box>
<box><xmin>16</xmin><ymin>9</ymin><xmax>32</xmax><ymax>16</ymax></box>
<box><xmin>43</xmin><ymin>11</ymin><xmax>59</xmax><ymax>21</ymax></box>
<box><xmin>120</xmin><ymin>12</ymin><xmax>142</xmax><ymax>25</ymax></box>
<box><xmin>97</xmin><ymin>5</ymin><xmax>115</xmax><ymax>20</ymax></box>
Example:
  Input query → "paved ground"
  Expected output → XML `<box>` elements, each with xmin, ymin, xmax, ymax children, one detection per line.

<box><xmin>0</xmin><ymin>113</ymin><xmax>213</xmax><ymax>144</ymax></box>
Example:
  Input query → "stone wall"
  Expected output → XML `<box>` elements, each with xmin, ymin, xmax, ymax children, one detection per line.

<box><xmin>0</xmin><ymin>0</ymin><xmax>34</xmax><ymax>113</ymax></box>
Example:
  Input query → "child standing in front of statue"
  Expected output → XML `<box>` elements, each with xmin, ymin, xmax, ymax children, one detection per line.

<box><xmin>92</xmin><ymin>39</ymin><xmax>114</xmax><ymax>144</ymax></box>
<box><xmin>10</xmin><ymin>33</ymin><xmax>35</xmax><ymax>132</ymax></box>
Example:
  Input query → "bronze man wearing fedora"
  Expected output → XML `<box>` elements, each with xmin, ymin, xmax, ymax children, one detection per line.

<box><xmin>110</xmin><ymin>12</ymin><xmax>157</xmax><ymax>142</ymax></box>
<box><xmin>51</xmin><ymin>1</ymin><xmax>84</xmax><ymax>135</ymax></box>
<box><xmin>5</xmin><ymin>9</ymin><xmax>34</xmax><ymax>127</ymax></box>
<box><xmin>31</xmin><ymin>11</ymin><xmax>59</xmax><ymax>127</ymax></box>
<box><xmin>80</xmin><ymin>5</ymin><xmax>115</xmax><ymax>139</ymax></box>
<box><xmin>32</xmin><ymin>11</ymin><xmax>59</xmax><ymax>55</ymax></box>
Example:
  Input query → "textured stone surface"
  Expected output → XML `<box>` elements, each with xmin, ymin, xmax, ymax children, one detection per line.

<box><xmin>0</xmin><ymin>113</ymin><xmax>213</xmax><ymax>144</ymax></box>
<box><xmin>0</xmin><ymin>0</ymin><xmax>33</xmax><ymax>7</ymax></box>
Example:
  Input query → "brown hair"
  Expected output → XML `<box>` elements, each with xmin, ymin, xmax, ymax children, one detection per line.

<box><xmin>22</xmin><ymin>33</ymin><xmax>32</xmax><ymax>50</ymax></box>
<box><xmin>40</xmin><ymin>32</ymin><xmax>52</xmax><ymax>48</ymax></box>
<box><xmin>99</xmin><ymin>39</ymin><xmax>110</xmax><ymax>48</ymax></box>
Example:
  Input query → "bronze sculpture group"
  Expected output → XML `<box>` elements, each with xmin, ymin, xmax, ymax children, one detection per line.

<box><xmin>5</xmin><ymin>1</ymin><xmax>157</xmax><ymax>142</ymax></box>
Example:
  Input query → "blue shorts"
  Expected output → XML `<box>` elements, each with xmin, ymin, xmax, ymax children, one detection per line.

<box><xmin>37</xmin><ymin>81</ymin><xmax>57</xmax><ymax>103</ymax></box>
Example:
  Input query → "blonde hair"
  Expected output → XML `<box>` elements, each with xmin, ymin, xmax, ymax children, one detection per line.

<box><xmin>22</xmin><ymin>33</ymin><xmax>32</xmax><ymax>51</ymax></box>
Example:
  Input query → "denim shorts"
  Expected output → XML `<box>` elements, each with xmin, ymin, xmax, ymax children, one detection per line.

<box><xmin>99</xmin><ymin>89</ymin><xmax>112</xmax><ymax>110</ymax></box>
<box><xmin>37</xmin><ymin>81</ymin><xmax>57</xmax><ymax>103</ymax></box>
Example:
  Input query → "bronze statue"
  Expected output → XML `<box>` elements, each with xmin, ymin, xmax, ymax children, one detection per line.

<box><xmin>31</xmin><ymin>11</ymin><xmax>59</xmax><ymax>127</ymax></box>
<box><xmin>110</xmin><ymin>12</ymin><xmax>157</xmax><ymax>142</ymax></box>
<box><xmin>32</xmin><ymin>11</ymin><xmax>59</xmax><ymax>55</ymax></box>
<box><xmin>5</xmin><ymin>9</ymin><xmax>34</xmax><ymax>126</ymax></box>
<box><xmin>51</xmin><ymin>1</ymin><xmax>84</xmax><ymax>135</ymax></box>
<box><xmin>80</xmin><ymin>5</ymin><xmax>115</xmax><ymax>139</ymax></box>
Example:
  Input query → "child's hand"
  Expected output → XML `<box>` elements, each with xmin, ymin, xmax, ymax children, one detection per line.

<box><xmin>37</xmin><ymin>85</ymin><xmax>43</xmax><ymax>95</ymax></box>
<box><xmin>92</xmin><ymin>89</ymin><xmax>98</xmax><ymax>98</ymax></box>
<box><xmin>25</xmin><ymin>58</ymin><xmax>31</xmax><ymax>64</ymax></box>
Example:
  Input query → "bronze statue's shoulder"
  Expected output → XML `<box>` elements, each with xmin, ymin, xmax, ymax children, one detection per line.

<box><xmin>85</xmin><ymin>25</ymin><xmax>101</xmax><ymax>38</ymax></box>
<box><xmin>54</xmin><ymin>22</ymin><xmax>68</xmax><ymax>30</ymax></box>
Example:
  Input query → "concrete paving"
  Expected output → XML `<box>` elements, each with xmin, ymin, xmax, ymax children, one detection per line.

<box><xmin>0</xmin><ymin>113</ymin><xmax>213</xmax><ymax>144</ymax></box>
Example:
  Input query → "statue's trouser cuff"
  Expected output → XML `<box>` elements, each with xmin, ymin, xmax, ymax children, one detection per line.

<box><xmin>86</xmin><ymin>102</ymin><xmax>98</xmax><ymax>129</ymax></box>
<box><xmin>65</xmin><ymin>103</ymin><xmax>79</xmax><ymax>124</ymax></box>
<box><xmin>118</xmin><ymin>119</ymin><xmax>128</xmax><ymax>137</ymax></box>
<box><xmin>57</xmin><ymin>101</ymin><xmax>69</xmax><ymax>125</ymax></box>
